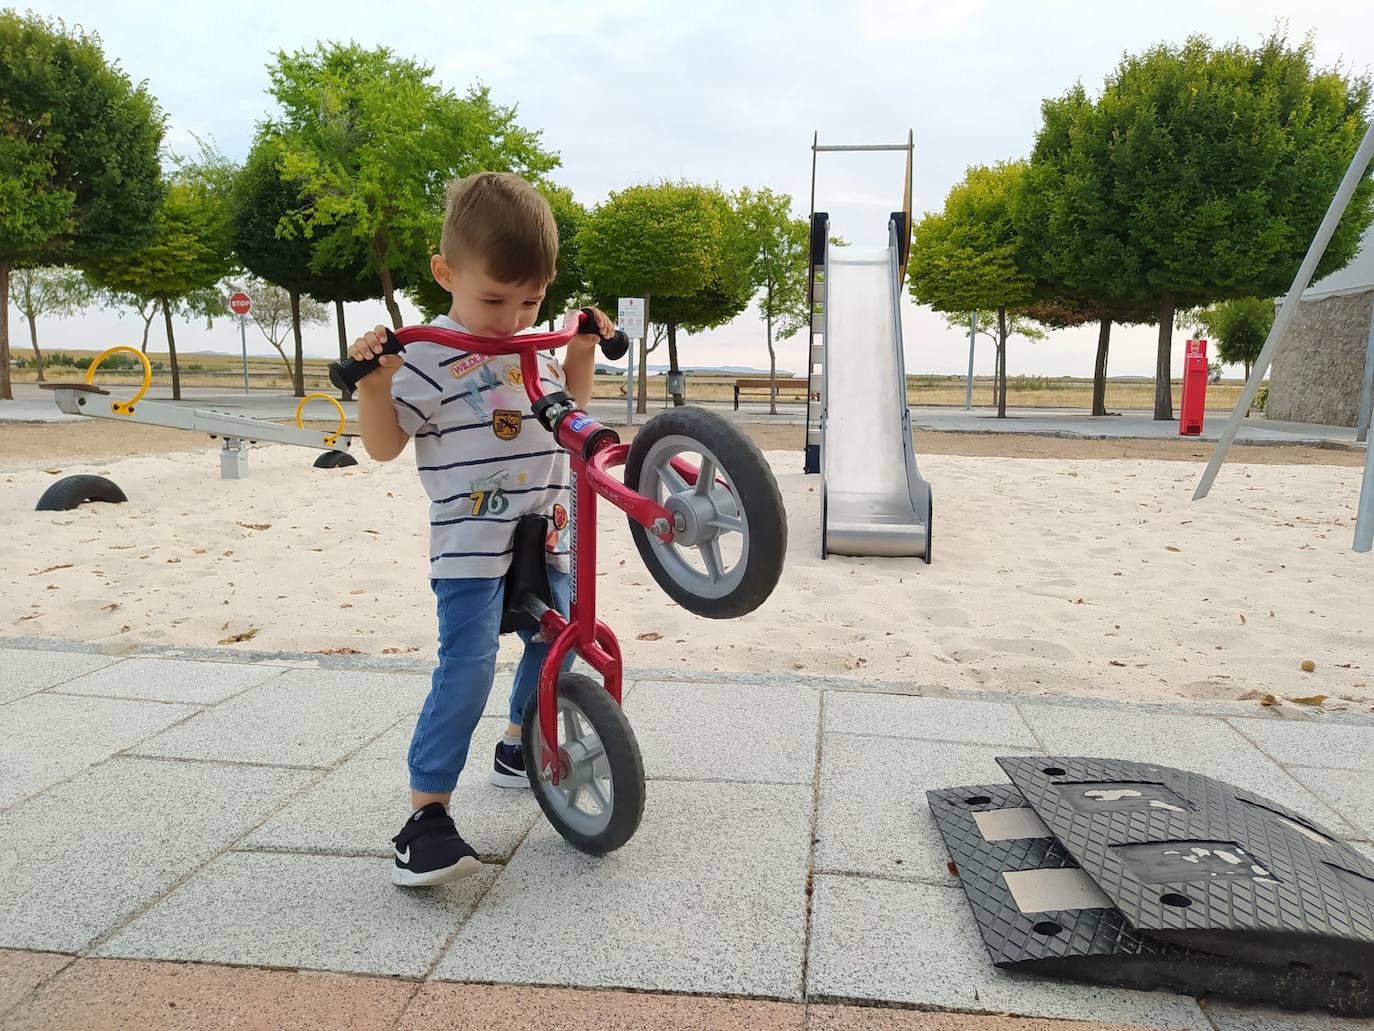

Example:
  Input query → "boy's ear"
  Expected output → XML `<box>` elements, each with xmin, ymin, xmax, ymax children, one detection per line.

<box><xmin>430</xmin><ymin>253</ymin><xmax>454</xmax><ymax>291</ymax></box>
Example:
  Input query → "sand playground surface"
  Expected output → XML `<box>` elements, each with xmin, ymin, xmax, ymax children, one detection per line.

<box><xmin>2</xmin><ymin>436</ymin><xmax>1371</xmax><ymax>710</ymax></box>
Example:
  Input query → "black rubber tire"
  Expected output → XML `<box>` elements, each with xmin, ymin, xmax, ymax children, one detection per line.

<box><xmin>522</xmin><ymin>672</ymin><xmax>645</xmax><ymax>856</ymax></box>
<box><xmin>35</xmin><ymin>474</ymin><xmax>128</xmax><ymax>512</ymax></box>
<box><xmin>624</xmin><ymin>406</ymin><xmax>787</xmax><ymax>618</ymax></box>
<box><xmin>313</xmin><ymin>450</ymin><xmax>358</xmax><ymax>469</ymax></box>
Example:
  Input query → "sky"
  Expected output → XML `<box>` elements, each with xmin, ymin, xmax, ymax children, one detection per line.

<box><xmin>13</xmin><ymin>0</ymin><xmax>1374</xmax><ymax>380</ymax></box>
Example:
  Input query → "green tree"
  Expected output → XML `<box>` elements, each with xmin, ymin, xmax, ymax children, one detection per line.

<box><xmin>941</xmin><ymin>309</ymin><xmax>1047</xmax><ymax>409</ymax></box>
<box><xmin>538</xmin><ymin>183</ymin><xmax>587</xmax><ymax>329</ymax></box>
<box><xmin>737</xmin><ymin>188</ymin><xmax>810</xmax><ymax>413</ymax></box>
<box><xmin>1192</xmin><ymin>297</ymin><xmax>1274</xmax><ymax>380</ymax></box>
<box><xmin>0</xmin><ymin>11</ymin><xmax>164</xmax><ymax>399</ymax></box>
<box><xmin>87</xmin><ymin>145</ymin><xmax>236</xmax><ymax>400</ymax></box>
<box><xmin>265</xmin><ymin>42</ymin><xmax>557</xmax><ymax>329</ymax></box>
<box><xmin>101</xmin><ymin>290</ymin><xmax>161</xmax><ymax>351</ymax></box>
<box><xmin>8</xmin><ymin>267</ymin><xmax>94</xmax><ymax>381</ymax></box>
<box><xmin>579</xmin><ymin>182</ymin><xmax>730</xmax><ymax>412</ymax></box>
<box><xmin>1026</xmin><ymin>33</ymin><xmax>1373</xmax><ymax>421</ymax></box>
<box><xmin>909</xmin><ymin>162</ymin><xmax>1035</xmax><ymax>418</ymax></box>
<box><xmin>232</xmin><ymin>276</ymin><xmax>328</xmax><ymax>382</ymax></box>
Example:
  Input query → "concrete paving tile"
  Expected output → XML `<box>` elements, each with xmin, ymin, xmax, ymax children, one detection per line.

<box><xmin>0</xmin><ymin>693</ymin><xmax>199</xmax><ymax>809</ymax></box>
<box><xmin>99</xmin><ymin>852</ymin><xmax>492</xmax><ymax>978</ymax></box>
<box><xmin>806</xmin><ymin>1007</ymin><xmax>1175</xmax><ymax>1030</ymax></box>
<box><xmin>1288</xmin><ymin>767</ymin><xmax>1374</xmax><ymax>841</ymax></box>
<box><xmin>1203</xmin><ymin>1002</ymin><xmax>1374</xmax><ymax>1031</ymax></box>
<box><xmin>403</xmin><ymin>983</ymin><xmax>805</xmax><ymax>1030</ymax></box>
<box><xmin>54</xmin><ymin>657</ymin><xmax>287</xmax><ymax>704</ymax></box>
<box><xmin>1018</xmin><ymin>705</ymin><xmax>1352</xmax><ymax>830</ymax></box>
<box><xmin>816</xmin><ymin>734</ymin><xmax>1034</xmax><ymax>883</ymax></box>
<box><xmin>432</xmin><ymin>781</ymin><xmax>812</xmax><ymax>999</ymax></box>
<box><xmin>245</xmin><ymin>719</ymin><xmax>539</xmax><ymax>861</ymax></box>
<box><xmin>824</xmin><ymin>693</ymin><xmax>1038</xmax><ymax>747</ymax></box>
<box><xmin>0</xmin><ymin>648</ymin><xmax>120</xmax><ymax>705</ymax></box>
<box><xmin>0</xmin><ymin>757</ymin><xmax>313</xmax><ymax>952</ymax></box>
<box><xmin>1229</xmin><ymin>717</ymin><xmax>1374</xmax><ymax>772</ymax></box>
<box><xmin>0</xmin><ymin>950</ymin><xmax>72</xmax><ymax>1016</ymax></box>
<box><xmin>0</xmin><ymin>957</ymin><xmax>416</xmax><ymax>1030</ymax></box>
<box><xmin>806</xmin><ymin>875</ymin><xmax>1207</xmax><ymax>1029</ymax></box>
<box><xmin>128</xmin><ymin>667</ymin><xmax>427</xmax><ymax>766</ymax></box>
<box><xmin>623</xmin><ymin>680</ymin><xmax>819</xmax><ymax>783</ymax></box>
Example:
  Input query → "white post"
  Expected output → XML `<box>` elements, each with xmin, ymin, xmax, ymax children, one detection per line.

<box><xmin>964</xmin><ymin>312</ymin><xmax>977</xmax><ymax>410</ymax></box>
<box><xmin>1354</xmin><ymin>422</ymin><xmax>1374</xmax><ymax>552</ymax></box>
<box><xmin>1195</xmin><ymin>121</ymin><xmax>1374</xmax><ymax>501</ymax></box>
<box><xmin>626</xmin><ymin>331</ymin><xmax>635</xmax><ymax>428</ymax></box>
<box><xmin>239</xmin><ymin>315</ymin><xmax>249</xmax><ymax>393</ymax></box>
<box><xmin>1356</xmin><ymin>299</ymin><xmax>1374</xmax><ymax>444</ymax></box>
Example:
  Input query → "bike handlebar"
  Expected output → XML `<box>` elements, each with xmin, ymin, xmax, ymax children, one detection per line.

<box><xmin>328</xmin><ymin>308</ymin><xmax>630</xmax><ymax>393</ymax></box>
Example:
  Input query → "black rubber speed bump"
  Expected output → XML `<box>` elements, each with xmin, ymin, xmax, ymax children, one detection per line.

<box><xmin>928</xmin><ymin>769</ymin><xmax>1374</xmax><ymax>1016</ymax></box>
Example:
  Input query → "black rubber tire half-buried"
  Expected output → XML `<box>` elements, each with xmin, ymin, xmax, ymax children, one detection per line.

<box><xmin>624</xmin><ymin>406</ymin><xmax>786</xmax><ymax>618</ymax></box>
<box><xmin>521</xmin><ymin>672</ymin><xmax>645</xmax><ymax>856</ymax></box>
<box><xmin>313</xmin><ymin>450</ymin><xmax>358</xmax><ymax>469</ymax></box>
<box><xmin>35</xmin><ymin>474</ymin><xmax>128</xmax><ymax>512</ymax></box>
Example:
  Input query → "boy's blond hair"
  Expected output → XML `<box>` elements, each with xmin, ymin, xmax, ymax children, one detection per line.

<box><xmin>440</xmin><ymin>172</ymin><xmax>558</xmax><ymax>285</ymax></box>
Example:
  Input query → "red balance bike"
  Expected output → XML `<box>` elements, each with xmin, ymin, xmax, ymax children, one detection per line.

<box><xmin>330</xmin><ymin>310</ymin><xmax>786</xmax><ymax>855</ymax></box>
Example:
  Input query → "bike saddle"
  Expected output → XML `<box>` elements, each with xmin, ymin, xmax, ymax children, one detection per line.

<box><xmin>500</xmin><ymin>514</ymin><xmax>556</xmax><ymax>635</ymax></box>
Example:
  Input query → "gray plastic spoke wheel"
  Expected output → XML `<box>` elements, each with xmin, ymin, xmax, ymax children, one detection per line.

<box><xmin>624</xmin><ymin>407</ymin><xmax>786</xmax><ymax>619</ymax></box>
<box><xmin>521</xmin><ymin>672</ymin><xmax>644</xmax><ymax>855</ymax></box>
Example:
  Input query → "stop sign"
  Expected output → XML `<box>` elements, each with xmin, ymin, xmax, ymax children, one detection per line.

<box><xmin>229</xmin><ymin>292</ymin><xmax>252</xmax><ymax>316</ymax></box>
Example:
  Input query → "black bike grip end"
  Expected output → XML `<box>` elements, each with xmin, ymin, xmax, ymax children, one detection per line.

<box><xmin>577</xmin><ymin>307</ymin><xmax>630</xmax><ymax>360</ymax></box>
<box><xmin>328</xmin><ymin>330</ymin><xmax>404</xmax><ymax>392</ymax></box>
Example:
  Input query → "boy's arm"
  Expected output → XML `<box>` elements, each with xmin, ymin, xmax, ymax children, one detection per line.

<box><xmin>356</xmin><ymin>377</ymin><xmax>409</xmax><ymax>462</ymax></box>
<box><xmin>562</xmin><ymin>339</ymin><xmax>597</xmax><ymax>409</ymax></box>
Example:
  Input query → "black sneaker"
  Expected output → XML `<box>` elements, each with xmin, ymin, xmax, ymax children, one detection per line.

<box><xmin>390</xmin><ymin>803</ymin><xmax>483</xmax><ymax>887</ymax></box>
<box><xmin>491</xmin><ymin>740</ymin><xmax>529</xmax><ymax>788</ymax></box>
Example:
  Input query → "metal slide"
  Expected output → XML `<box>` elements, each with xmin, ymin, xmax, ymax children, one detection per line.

<box><xmin>819</xmin><ymin>216</ymin><xmax>933</xmax><ymax>560</ymax></box>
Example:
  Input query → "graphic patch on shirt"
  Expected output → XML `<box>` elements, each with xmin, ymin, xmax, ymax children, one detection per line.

<box><xmin>552</xmin><ymin>503</ymin><xmax>568</xmax><ymax>530</ymax></box>
<box><xmin>546</xmin><ymin>361</ymin><xmax>561</xmax><ymax>381</ymax></box>
<box><xmin>450</xmin><ymin>353</ymin><xmax>493</xmax><ymax>379</ymax></box>
<box><xmin>492</xmin><ymin>409</ymin><xmax>522</xmax><ymax>441</ymax></box>
<box><xmin>505</xmin><ymin>366</ymin><xmax>523</xmax><ymax>386</ymax></box>
<box><xmin>456</xmin><ymin>365</ymin><xmax>501</xmax><ymax>419</ymax></box>
<box><xmin>467</xmin><ymin>470</ymin><xmax>512</xmax><ymax>516</ymax></box>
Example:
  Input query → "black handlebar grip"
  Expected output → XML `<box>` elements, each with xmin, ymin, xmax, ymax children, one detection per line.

<box><xmin>328</xmin><ymin>329</ymin><xmax>403</xmax><ymax>392</ymax></box>
<box><xmin>577</xmin><ymin>307</ymin><xmax>630</xmax><ymax>361</ymax></box>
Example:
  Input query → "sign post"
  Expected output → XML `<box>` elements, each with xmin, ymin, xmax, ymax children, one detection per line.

<box><xmin>229</xmin><ymin>292</ymin><xmax>252</xmax><ymax>393</ymax></box>
<box><xmin>618</xmin><ymin>297</ymin><xmax>645</xmax><ymax>427</ymax></box>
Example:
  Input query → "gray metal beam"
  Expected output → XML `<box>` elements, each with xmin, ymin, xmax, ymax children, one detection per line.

<box><xmin>1194</xmin><ymin>121</ymin><xmax>1374</xmax><ymax>503</ymax></box>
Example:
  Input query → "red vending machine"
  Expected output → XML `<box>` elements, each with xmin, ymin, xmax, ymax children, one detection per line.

<box><xmin>1178</xmin><ymin>338</ymin><xmax>1209</xmax><ymax>436</ymax></box>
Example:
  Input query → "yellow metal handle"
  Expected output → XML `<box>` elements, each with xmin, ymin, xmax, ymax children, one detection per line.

<box><xmin>296</xmin><ymin>392</ymin><xmax>346</xmax><ymax>446</ymax></box>
<box><xmin>85</xmin><ymin>346</ymin><xmax>152</xmax><ymax>416</ymax></box>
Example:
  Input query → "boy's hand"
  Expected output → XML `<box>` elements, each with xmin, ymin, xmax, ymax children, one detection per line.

<box><xmin>568</xmin><ymin>307</ymin><xmax>614</xmax><ymax>352</ymax></box>
<box><xmin>348</xmin><ymin>325</ymin><xmax>403</xmax><ymax>386</ymax></box>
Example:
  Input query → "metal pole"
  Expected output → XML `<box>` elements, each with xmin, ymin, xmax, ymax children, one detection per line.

<box><xmin>1194</xmin><ymin>120</ymin><xmax>1374</xmax><ymax>501</ymax></box>
<box><xmin>1356</xmin><ymin>298</ymin><xmax>1374</xmax><ymax>444</ymax></box>
<box><xmin>965</xmin><ymin>312</ymin><xmax>977</xmax><ymax>410</ymax></box>
<box><xmin>626</xmin><ymin>327</ymin><xmax>635</xmax><ymax>428</ymax></box>
<box><xmin>239</xmin><ymin>315</ymin><xmax>249</xmax><ymax>393</ymax></box>
<box><xmin>1354</xmin><ymin>423</ymin><xmax>1374</xmax><ymax>552</ymax></box>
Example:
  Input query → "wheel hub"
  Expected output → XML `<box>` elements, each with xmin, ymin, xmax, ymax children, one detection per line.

<box><xmin>663</xmin><ymin>492</ymin><xmax>719</xmax><ymax>547</ymax></box>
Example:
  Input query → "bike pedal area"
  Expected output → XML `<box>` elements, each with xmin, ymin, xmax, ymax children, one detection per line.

<box><xmin>928</xmin><ymin>757</ymin><xmax>1374</xmax><ymax>1017</ymax></box>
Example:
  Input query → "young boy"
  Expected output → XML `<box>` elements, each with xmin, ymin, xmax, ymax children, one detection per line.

<box><xmin>347</xmin><ymin>172</ymin><xmax>614</xmax><ymax>887</ymax></box>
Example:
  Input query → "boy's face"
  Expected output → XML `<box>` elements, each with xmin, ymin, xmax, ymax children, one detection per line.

<box><xmin>431</xmin><ymin>253</ymin><xmax>547</xmax><ymax>338</ymax></box>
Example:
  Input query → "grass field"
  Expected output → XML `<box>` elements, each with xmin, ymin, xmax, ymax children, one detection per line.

<box><xmin>11</xmin><ymin>349</ymin><xmax>1249</xmax><ymax>412</ymax></box>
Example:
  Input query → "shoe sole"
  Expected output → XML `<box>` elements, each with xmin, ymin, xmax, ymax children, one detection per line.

<box><xmin>391</xmin><ymin>854</ymin><xmax>484</xmax><ymax>887</ymax></box>
<box><xmin>490</xmin><ymin>764</ymin><xmax>529</xmax><ymax>789</ymax></box>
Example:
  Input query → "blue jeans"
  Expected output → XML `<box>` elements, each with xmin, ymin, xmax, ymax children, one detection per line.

<box><xmin>407</xmin><ymin>568</ymin><xmax>571</xmax><ymax>795</ymax></box>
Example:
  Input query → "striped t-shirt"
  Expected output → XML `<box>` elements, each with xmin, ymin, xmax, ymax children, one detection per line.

<box><xmin>390</xmin><ymin>315</ymin><xmax>571</xmax><ymax>580</ymax></box>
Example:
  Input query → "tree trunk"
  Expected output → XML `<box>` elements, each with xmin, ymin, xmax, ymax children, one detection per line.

<box><xmin>161</xmin><ymin>297</ymin><xmax>181</xmax><ymax>400</ymax></box>
<box><xmin>1092</xmin><ymin>318</ymin><xmax>1112</xmax><ymax>416</ymax></box>
<box><xmin>766</xmin><ymin>304</ymin><xmax>777</xmax><ymax>416</ymax></box>
<box><xmin>140</xmin><ymin>310</ymin><xmax>154</xmax><ymax>352</ymax></box>
<box><xmin>1154</xmin><ymin>293</ymin><xmax>1175</xmax><ymax>421</ymax></box>
<box><xmin>0</xmin><ymin>260</ymin><xmax>12</xmax><ymax>400</ymax></box>
<box><xmin>996</xmin><ymin>306</ymin><xmax>1008</xmax><ymax>419</ymax></box>
<box><xmin>27</xmin><ymin>314</ymin><xmax>44</xmax><ymax>382</ymax></box>
<box><xmin>270</xmin><ymin>342</ymin><xmax>293</xmax><ymax>379</ymax></box>
<box><xmin>667</xmin><ymin>321</ymin><xmax>683</xmax><ymax>407</ymax></box>
<box><xmin>636</xmin><ymin>292</ymin><xmax>650</xmax><ymax>415</ymax></box>
<box><xmin>290</xmin><ymin>290</ymin><xmax>305</xmax><ymax>397</ymax></box>
<box><xmin>378</xmin><ymin>265</ymin><xmax>402</xmax><ymax>329</ymax></box>
<box><xmin>335</xmin><ymin>299</ymin><xmax>354</xmax><ymax>401</ymax></box>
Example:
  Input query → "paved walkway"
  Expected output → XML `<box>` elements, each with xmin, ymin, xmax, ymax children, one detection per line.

<box><xmin>3</xmin><ymin>383</ymin><xmax>1363</xmax><ymax>449</ymax></box>
<box><xmin>1</xmin><ymin>641</ymin><xmax>1371</xmax><ymax>1029</ymax></box>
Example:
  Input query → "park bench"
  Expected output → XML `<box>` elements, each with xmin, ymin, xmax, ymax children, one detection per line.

<box><xmin>733</xmin><ymin>377</ymin><xmax>817</xmax><ymax>409</ymax></box>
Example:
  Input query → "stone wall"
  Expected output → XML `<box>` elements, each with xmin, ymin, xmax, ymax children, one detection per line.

<box><xmin>1267</xmin><ymin>290</ymin><xmax>1373</xmax><ymax>426</ymax></box>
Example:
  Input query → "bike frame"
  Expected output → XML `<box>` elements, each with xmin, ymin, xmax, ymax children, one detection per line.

<box><xmin>389</xmin><ymin>318</ymin><xmax>690</xmax><ymax>784</ymax></box>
